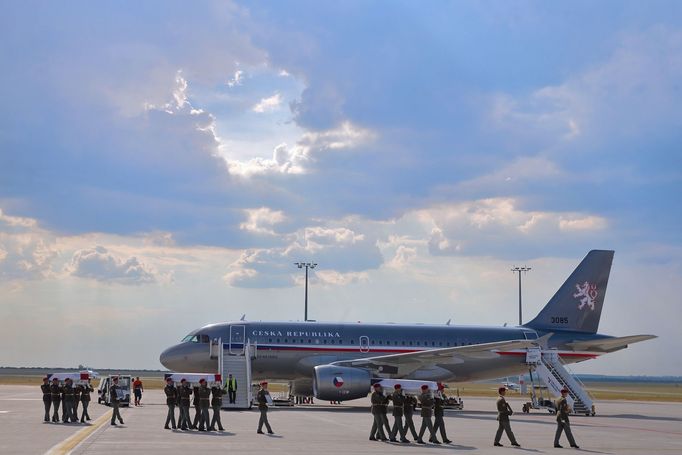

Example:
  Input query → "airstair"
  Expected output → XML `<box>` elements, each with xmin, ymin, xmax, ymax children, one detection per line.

<box><xmin>210</xmin><ymin>324</ymin><xmax>254</xmax><ymax>410</ymax></box>
<box><xmin>525</xmin><ymin>348</ymin><xmax>595</xmax><ymax>416</ymax></box>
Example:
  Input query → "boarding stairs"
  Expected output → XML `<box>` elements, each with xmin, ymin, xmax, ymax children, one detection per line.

<box><xmin>210</xmin><ymin>325</ymin><xmax>254</xmax><ymax>409</ymax></box>
<box><xmin>526</xmin><ymin>348</ymin><xmax>595</xmax><ymax>416</ymax></box>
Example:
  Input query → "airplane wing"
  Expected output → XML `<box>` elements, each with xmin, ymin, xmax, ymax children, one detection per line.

<box><xmin>566</xmin><ymin>334</ymin><xmax>657</xmax><ymax>353</ymax></box>
<box><xmin>330</xmin><ymin>339</ymin><xmax>540</xmax><ymax>376</ymax></box>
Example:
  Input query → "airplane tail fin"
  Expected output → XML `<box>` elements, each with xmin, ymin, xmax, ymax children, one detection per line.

<box><xmin>525</xmin><ymin>250</ymin><xmax>614</xmax><ymax>334</ymax></box>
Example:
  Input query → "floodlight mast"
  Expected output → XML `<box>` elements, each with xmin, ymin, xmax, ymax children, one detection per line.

<box><xmin>511</xmin><ymin>266</ymin><xmax>531</xmax><ymax>325</ymax></box>
<box><xmin>294</xmin><ymin>262</ymin><xmax>317</xmax><ymax>321</ymax></box>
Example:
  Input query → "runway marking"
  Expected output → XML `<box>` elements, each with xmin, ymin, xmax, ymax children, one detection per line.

<box><xmin>0</xmin><ymin>410</ymin><xmax>9</xmax><ymax>414</ymax></box>
<box><xmin>45</xmin><ymin>409</ymin><xmax>112</xmax><ymax>455</ymax></box>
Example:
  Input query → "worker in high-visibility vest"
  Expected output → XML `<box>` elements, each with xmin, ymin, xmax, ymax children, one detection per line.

<box><xmin>226</xmin><ymin>374</ymin><xmax>237</xmax><ymax>404</ymax></box>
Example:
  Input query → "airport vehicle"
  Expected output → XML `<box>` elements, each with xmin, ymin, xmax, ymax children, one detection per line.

<box><xmin>160</xmin><ymin>250</ymin><xmax>655</xmax><ymax>409</ymax></box>
<box><xmin>97</xmin><ymin>375</ymin><xmax>131</xmax><ymax>406</ymax></box>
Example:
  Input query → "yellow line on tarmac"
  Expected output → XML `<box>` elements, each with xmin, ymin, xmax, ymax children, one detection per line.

<box><xmin>45</xmin><ymin>410</ymin><xmax>112</xmax><ymax>455</ymax></box>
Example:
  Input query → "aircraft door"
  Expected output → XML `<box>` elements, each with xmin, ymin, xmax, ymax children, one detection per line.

<box><xmin>229</xmin><ymin>325</ymin><xmax>245</xmax><ymax>355</ymax></box>
<box><xmin>359</xmin><ymin>335</ymin><xmax>370</xmax><ymax>353</ymax></box>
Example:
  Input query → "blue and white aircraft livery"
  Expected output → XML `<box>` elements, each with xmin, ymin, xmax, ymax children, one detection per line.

<box><xmin>160</xmin><ymin>250</ymin><xmax>656</xmax><ymax>400</ymax></box>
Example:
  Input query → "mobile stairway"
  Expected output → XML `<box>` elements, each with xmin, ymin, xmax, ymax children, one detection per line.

<box><xmin>210</xmin><ymin>324</ymin><xmax>254</xmax><ymax>409</ymax></box>
<box><xmin>525</xmin><ymin>347</ymin><xmax>596</xmax><ymax>416</ymax></box>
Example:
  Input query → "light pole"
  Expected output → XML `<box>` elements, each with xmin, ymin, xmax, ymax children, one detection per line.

<box><xmin>511</xmin><ymin>266</ymin><xmax>531</xmax><ymax>325</ymax></box>
<box><xmin>294</xmin><ymin>262</ymin><xmax>317</xmax><ymax>321</ymax></box>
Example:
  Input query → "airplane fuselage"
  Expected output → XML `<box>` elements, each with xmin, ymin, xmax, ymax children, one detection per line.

<box><xmin>160</xmin><ymin>320</ymin><xmax>602</xmax><ymax>383</ymax></box>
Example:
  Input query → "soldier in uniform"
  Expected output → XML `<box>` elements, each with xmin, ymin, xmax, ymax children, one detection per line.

<box><xmin>226</xmin><ymin>373</ymin><xmax>237</xmax><ymax>404</ymax></box>
<box><xmin>41</xmin><ymin>377</ymin><xmax>51</xmax><ymax>422</ymax></box>
<box><xmin>62</xmin><ymin>378</ymin><xmax>75</xmax><ymax>423</ymax></box>
<box><xmin>369</xmin><ymin>383</ymin><xmax>388</xmax><ymax>441</ymax></box>
<box><xmin>80</xmin><ymin>379</ymin><xmax>93</xmax><ymax>422</ymax></box>
<box><xmin>403</xmin><ymin>394</ymin><xmax>419</xmax><ymax>441</ymax></box>
<box><xmin>50</xmin><ymin>377</ymin><xmax>62</xmax><ymax>423</ymax></box>
<box><xmin>110</xmin><ymin>376</ymin><xmax>124</xmax><ymax>426</ymax></box>
<box><xmin>73</xmin><ymin>381</ymin><xmax>82</xmax><ymax>422</ymax></box>
<box><xmin>433</xmin><ymin>383</ymin><xmax>452</xmax><ymax>444</ymax></box>
<box><xmin>389</xmin><ymin>384</ymin><xmax>410</xmax><ymax>443</ymax></box>
<box><xmin>417</xmin><ymin>384</ymin><xmax>438</xmax><ymax>444</ymax></box>
<box><xmin>177</xmin><ymin>378</ymin><xmax>192</xmax><ymax>430</ymax></box>
<box><xmin>256</xmin><ymin>381</ymin><xmax>274</xmax><ymax>434</ymax></box>
<box><xmin>197</xmin><ymin>378</ymin><xmax>212</xmax><ymax>431</ymax></box>
<box><xmin>163</xmin><ymin>377</ymin><xmax>177</xmax><ymax>429</ymax></box>
<box><xmin>554</xmin><ymin>389</ymin><xmax>579</xmax><ymax>448</ymax></box>
<box><xmin>192</xmin><ymin>384</ymin><xmax>201</xmax><ymax>429</ymax></box>
<box><xmin>209</xmin><ymin>379</ymin><xmax>226</xmax><ymax>431</ymax></box>
<box><xmin>494</xmin><ymin>387</ymin><xmax>520</xmax><ymax>447</ymax></box>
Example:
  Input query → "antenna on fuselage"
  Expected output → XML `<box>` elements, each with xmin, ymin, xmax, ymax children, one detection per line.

<box><xmin>240</xmin><ymin>314</ymin><xmax>246</xmax><ymax>321</ymax></box>
<box><xmin>446</xmin><ymin>319</ymin><xmax>451</xmax><ymax>325</ymax></box>
<box><xmin>503</xmin><ymin>322</ymin><xmax>507</xmax><ymax>327</ymax></box>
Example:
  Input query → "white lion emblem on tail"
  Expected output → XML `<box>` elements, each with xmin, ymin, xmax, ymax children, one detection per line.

<box><xmin>574</xmin><ymin>281</ymin><xmax>598</xmax><ymax>310</ymax></box>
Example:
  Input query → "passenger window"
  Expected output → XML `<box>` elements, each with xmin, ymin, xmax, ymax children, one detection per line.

<box><xmin>199</xmin><ymin>334</ymin><xmax>209</xmax><ymax>343</ymax></box>
<box><xmin>409</xmin><ymin>341</ymin><xmax>413</xmax><ymax>346</ymax></box>
<box><xmin>323</xmin><ymin>339</ymin><xmax>327</xmax><ymax>344</ymax></box>
<box><xmin>331</xmin><ymin>340</ymin><xmax>335</xmax><ymax>344</ymax></box>
<box><xmin>350</xmin><ymin>339</ymin><xmax>354</xmax><ymax>344</ymax></box>
<box><xmin>308</xmin><ymin>339</ymin><xmax>312</xmax><ymax>344</ymax></box>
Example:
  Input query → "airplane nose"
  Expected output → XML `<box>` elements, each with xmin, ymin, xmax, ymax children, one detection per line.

<box><xmin>159</xmin><ymin>344</ymin><xmax>185</xmax><ymax>371</ymax></box>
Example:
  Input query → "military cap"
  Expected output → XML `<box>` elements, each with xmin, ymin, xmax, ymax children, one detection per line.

<box><xmin>373</xmin><ymin>383</ymin><xmax>382</xmax><ymax>389</ymax></box>
<box><xmin>260</xmin><ymin>381</ymin><xmax>268</xmax><ymax>386</ymax></box>
<box><xmin>498</xmin><ymin>386</ymin><xmax>506</xmax><ymax>393</ymax></box>
<box><xmin>394</xmin><ymin>384</ymin><xmax>401</xmax><ymax>389</ymax></box>
<box><xmin>180</xmin><ymin>378</ymin><xmax>187</xmax><ymax>383</ymax></box>
<box><xmin>199</xmin><ymin>378</ymin><xmax>206</xmax><ymax>383</ymax></box>
<box><xmin>437</xmin><ymin>383</ymin><xmax>445</xmax><ymax>390</ymax></box>
<box><xmin>421</xmin><ymin>384</ymin><xmax>429</xmax><ymax>390</ymax></box>
<box><xmin>561</xmin><ymin>388</ymin><xmax>568</xmax><ymax>393</ymax></box>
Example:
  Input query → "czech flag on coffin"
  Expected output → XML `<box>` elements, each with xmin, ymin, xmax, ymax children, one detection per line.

<box><xmin>333</xmin><ymin>376</ymin><xmax>344</xmax><ymax>388</ymax></box>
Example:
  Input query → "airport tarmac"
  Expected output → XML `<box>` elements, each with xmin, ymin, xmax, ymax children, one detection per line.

<box><xmin>1</xmin><ymin>385</ymin><xmax>681</xmax><ymax>454</ymax></box>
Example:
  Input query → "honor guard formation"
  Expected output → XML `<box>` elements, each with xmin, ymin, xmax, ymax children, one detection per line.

<box><xmin>42</xmin><ymin>374</ymin><xmax>94</xmax><ymax>424</ymax></box>
<box><xmin>39</xmin><ymin>373</ymin><xmax>584</xmax><ymax>448</ymax></box>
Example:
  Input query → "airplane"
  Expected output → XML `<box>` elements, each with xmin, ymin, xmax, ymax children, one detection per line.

<box><xmin>160</xmin><ymin>250</ymin><xmax>656</xmax><ymax>401</ymax></box>
<box><xmin>501</xmin><ymin>378</ymin><xmax>520</xmax><ymax>392</ymax></box>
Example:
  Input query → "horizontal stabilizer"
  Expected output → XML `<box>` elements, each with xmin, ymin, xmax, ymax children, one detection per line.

<box><xmin>566</xmin><ymin>334</ymin><xmax>657</xmax><ymax>353</ymax></box>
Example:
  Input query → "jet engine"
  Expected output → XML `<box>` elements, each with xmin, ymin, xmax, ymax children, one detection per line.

<box><xmin>313</xmin><ymin>365</ymin><xmax>372</xmax><ymax>401</ymax></box>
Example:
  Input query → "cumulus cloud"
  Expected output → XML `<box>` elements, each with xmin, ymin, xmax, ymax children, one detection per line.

<box><xmin>0</xmin><ymin>210</ymin><xmax>58</xmax><ymax>281</ymax></box>
<box><xmin>415</xmin><ymin>198</ymin><xmax>608</xmax><ymax>258</ymax></box>
<box><xmin>66</xmin><ymin>246</ymin><xmax>160</xmax><ymax>285</ymax></box>
<box><xmin>227</xmin><ymin>70</ymin><xmax>244</xmax><ymax>88</ymax></box>
<box><xmin>224</xmin><ymin>220</ymin><xmax>381</xmax><ymax>288</ymax></box>
<box><xmin>252</xmin><ymin>93</ymin><xmax>283</xmax><ymax>113</ymax></box>
<box><xmin>225</xmin><ymin>121</ymin><xmax>375</xmax><ymax>177</ymax></box>
<box><xmin>240</xmin><ymin>207</ymin><xmax>286</xmax><ymax>235</ymax></box>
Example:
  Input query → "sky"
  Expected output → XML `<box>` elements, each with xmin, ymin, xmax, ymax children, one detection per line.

<box><xmin>1</xmin><ymin>0</ymin><xmax>681</xmax><ymax>375</ymax></box>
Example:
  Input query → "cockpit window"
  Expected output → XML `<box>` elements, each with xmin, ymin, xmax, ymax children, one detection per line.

<box><xmin>181</xmin><ymin>333</ymin><xmax>210</xmax><ymax>343</ymax></box>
